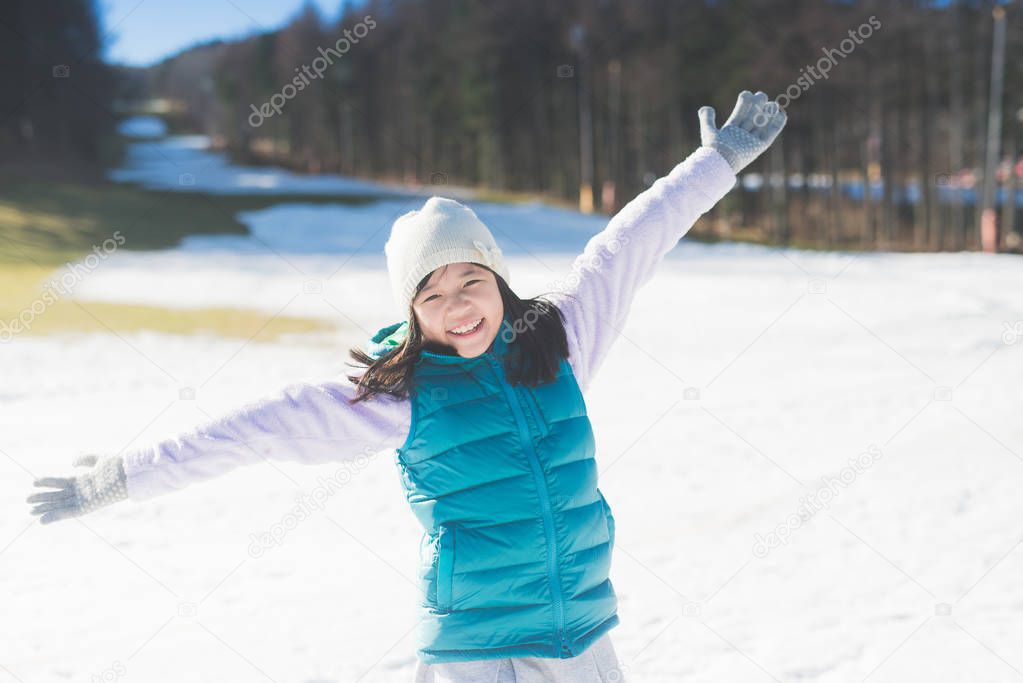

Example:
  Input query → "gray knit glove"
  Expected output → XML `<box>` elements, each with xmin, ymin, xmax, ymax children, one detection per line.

<box><xmin>27</xmin><ymin>454</ymin><xmax>128</xmax><ymax>525</ymax></box>
<box><xmin>699</xmin><ymin>90</ymin><xmax>787</xmax><ymax>174</ymax></box>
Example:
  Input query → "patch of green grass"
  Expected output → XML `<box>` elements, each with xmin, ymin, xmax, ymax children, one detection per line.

<box><xmin>0</xmin><ymin>263</ymin><xmax>332</xmax><ymax>340</ymax></box>
<box><xmin>0</xmin><ymin>172</ymin><xmax>349</xmax><ymax>339</ymax></box>
<box><xmin>0</xmin><ymin>170</ymin><xmax>386</xmax><ymax>266</ymax></box>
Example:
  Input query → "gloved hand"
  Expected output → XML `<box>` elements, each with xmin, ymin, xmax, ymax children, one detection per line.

<box><xmin>699</xmin><ymin>90</ymin><xmax>787</xmax><ymax>174</ymax></box>
<box><xmin>27</xmin><ymin>454</ymin><xmax>129</xmax><ymax>525</ymax></box>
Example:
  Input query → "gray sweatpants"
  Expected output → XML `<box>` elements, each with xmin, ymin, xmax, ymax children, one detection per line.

<box><xmin>412</xmin><ymin>634</ymin><xmax>626</xmax><ymax>683</ymax></box>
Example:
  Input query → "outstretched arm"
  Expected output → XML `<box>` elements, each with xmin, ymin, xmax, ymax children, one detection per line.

<box><xmin>27</xmin><ymin>379</ymin><xmax>411</xmax><ymax>523</ymax></box>
<box><xmin>548</xmin><ymin>90</ymin><xmax>786</xmax><ymax>393</ymax></box>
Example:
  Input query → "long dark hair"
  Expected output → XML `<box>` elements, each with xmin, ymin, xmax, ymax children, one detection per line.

<box><xmin>345</xmin><ymin>263</ymin><xmax>569</xmax><ymax>404</ymax></box>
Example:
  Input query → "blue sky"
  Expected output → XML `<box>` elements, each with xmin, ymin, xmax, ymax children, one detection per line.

<box><xmin>99</xmin><ymin>0</ymin><xmax>358</xmax><ymax>67</ymax></box>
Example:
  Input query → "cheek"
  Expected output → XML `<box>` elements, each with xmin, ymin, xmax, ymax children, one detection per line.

<box><xmin>426</xmin><ymin>312</ymin><xmax>446</xmax><ymax>335</ymax></box>
<box><xmin>484</xmin><ymin>289</ymin><xmax>503</xmax><ymax>319</ymax></box>
<box><xmin>412</xmin><ymin>309</ymin><xmax>438</xmax><ymax>337</ymax></box>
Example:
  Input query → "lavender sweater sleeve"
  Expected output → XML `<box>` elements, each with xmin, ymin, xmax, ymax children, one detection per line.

<box><xmin>547</xmin><ymin>146</ymin><xmax>737</xmax><ymax>393</ymax></box>
<box><xmin>121</xmin><ymin>146</ymin><xmax>733</xmax><ymax>502</ymax></box>
<box><xmin>121</xmin><ymin>379</ymin><xmax>411</xmax><ymax>501</ymax></box>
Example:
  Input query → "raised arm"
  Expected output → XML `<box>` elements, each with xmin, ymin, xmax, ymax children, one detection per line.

<box><xmin>548</xmin><ymin>90</ymin><xmax>786</xmax><ymax>393</ymax></box>
<box><xmin>27</xmin><ymin>378</ymin><xmax>411</xmax><ymax>522</ymax></box>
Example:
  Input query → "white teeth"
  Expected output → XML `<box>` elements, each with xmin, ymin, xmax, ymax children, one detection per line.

<box><xmin>449</xmin><ymin>318</ymin><xmax>483</xmax><ymax>335</ymax></box>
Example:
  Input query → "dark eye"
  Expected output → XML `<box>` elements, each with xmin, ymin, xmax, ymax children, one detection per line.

<box><xmin>421</xmin><ymin>279</ymin><xmax>481</xmax><ymax>304</ymax></box>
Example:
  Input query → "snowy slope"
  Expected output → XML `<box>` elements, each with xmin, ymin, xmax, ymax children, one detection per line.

<box><xmin>4</xmin><ymin>134</ymin><xmax>1022</xmax><ymax>683</ymax></box>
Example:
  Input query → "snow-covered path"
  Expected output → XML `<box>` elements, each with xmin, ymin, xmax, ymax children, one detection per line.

<box><xmin>3</xmin><ymin>133</ymin><xmax>1022</xmax><ymax>682</ymax></box>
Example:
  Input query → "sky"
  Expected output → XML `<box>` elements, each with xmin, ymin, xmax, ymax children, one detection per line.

<box><xmin>99</xmin><ymin>0</ymin><xmax>358</xmax><ymax>67</ymax></box>
<box><xmin>99</xmin><ymin>0</ymin><xmax>1013</xmax><ymax>69</ymax></box>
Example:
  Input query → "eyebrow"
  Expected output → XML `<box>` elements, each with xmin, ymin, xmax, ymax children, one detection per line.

<box><xmin>418</xmin><ymin>266</ymin><xmax>481</xmax><ymax>295</ymax></box>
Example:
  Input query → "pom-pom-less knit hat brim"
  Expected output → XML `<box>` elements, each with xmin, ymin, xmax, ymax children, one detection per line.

<box><xmin>384</xmin><ymin>196</ymin><xmax>510</xmax><ymax>317</ymax></box>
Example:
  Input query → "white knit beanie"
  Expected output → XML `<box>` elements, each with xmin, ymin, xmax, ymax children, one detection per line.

<box><xmin>384</xmin><ymin>196</ymin><xmax>510</xmax><ymax>316</ymax></box>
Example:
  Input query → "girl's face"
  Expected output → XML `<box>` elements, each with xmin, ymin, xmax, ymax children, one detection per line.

<box><xmin>412</xmin><ymin>261</ymin><xmax>504</xmax><ymax>358</ymax></box>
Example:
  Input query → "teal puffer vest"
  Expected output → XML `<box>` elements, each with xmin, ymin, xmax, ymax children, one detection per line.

<box><xmin>369</xmin><ymin>312</ymin><xmax>619</xmax><ymax>663</ymax></box>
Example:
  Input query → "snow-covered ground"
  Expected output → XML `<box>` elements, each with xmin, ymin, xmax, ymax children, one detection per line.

<box><xmin>4</xmin><ymin>131</ymin><xmax>1023</xmax><ymax>682</ymax></box>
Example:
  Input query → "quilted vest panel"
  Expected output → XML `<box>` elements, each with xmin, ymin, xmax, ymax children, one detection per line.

<box><xmin>391</xmin><ymin>312</ymin><xmax>619</xmax><ymax>663</ymax></box>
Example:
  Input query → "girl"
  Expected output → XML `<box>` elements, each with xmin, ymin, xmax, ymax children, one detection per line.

<box><xmin>28</xmin><ymin>91</ymin><xmax>786</xmax><ymax>682</ymax></box>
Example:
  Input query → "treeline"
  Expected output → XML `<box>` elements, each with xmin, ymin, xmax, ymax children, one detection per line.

<box><xmin>0</xmin><ymin>0</ymin><xmax>119</xmax><ymax>166</ymax></box>
<box><xmin>6</xmin><ymin>0</ymin><xmax>1022</xmax><ymax>252</ymax></box>
<box><xmin>148</xmin><ymin>0</ymin><xmax>1023</xmax><ymax>252</ymax></box>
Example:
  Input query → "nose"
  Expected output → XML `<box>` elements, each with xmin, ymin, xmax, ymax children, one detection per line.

<box><xmin>446</xmin><ymin>290</ymin><xmax>475</xmax><ymax>317</ymax></box>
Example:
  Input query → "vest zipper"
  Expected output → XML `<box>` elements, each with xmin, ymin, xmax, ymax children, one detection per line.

<box><xmin>522</xmin><ymin>388</ymin><xmax>548</xmax><ymax>438</ymax></box>
<box><xmin>485</xmin><ymin>355</ymin><xmax>568</xmax><ymax>656</ymax></box>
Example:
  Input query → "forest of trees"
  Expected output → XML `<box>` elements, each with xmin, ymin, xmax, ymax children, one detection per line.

<box><xmin>0</xmin><ymin>0</ymin><xmax>120</xmax><ymax>164</ymax></box>
<box><xmin>3</xmin><ymin>0</ymin><xmax>1022</xmax><ymax>253</ymax></box>
<box><xmin>146</xmin><ymin>0</ymin><xmax>1023</xmax><ymax>252</ymax></box>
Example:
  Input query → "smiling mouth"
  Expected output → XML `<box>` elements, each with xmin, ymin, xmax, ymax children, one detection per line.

<box><xmin>447</xmin><ymin>317</ymin><xmax>484</xmax><ymax>338</ymax></box>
